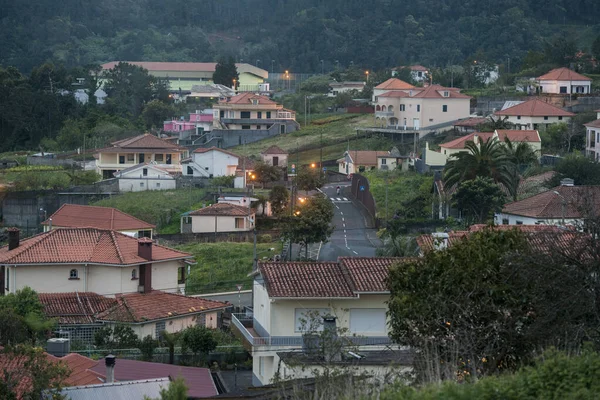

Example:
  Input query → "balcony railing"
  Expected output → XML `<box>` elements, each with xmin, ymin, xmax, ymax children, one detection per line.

<box><xmin>375</xmin><ymin>111</ymin><xmax>394</xmax><ymax>117</ymax></box>
<box><xmin>231</xmin><ymin>313</ymin><xmax>393</xmax><ymax>348</ymax></box>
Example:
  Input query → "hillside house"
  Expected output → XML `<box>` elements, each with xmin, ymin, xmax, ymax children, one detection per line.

<box><xmin>493</xmin><ymin>99</ymin><xmax>575</xmax><ymax>130</ymax></box>
<box><xmin>537</xmin><ymin>67</ymin><xmax>592</xmax><ymax>95</ymax></box>
<box><xmin>338</xmin><ymin>149</ymin><xmax>409</xmax><ymax>174</ymax></box>
<box><xmin>181</xmin><ymin>203</ymin><xmax>255</xmax><ymax>234</ymax></box>
<box><xmin>328</xmin><ymin>81</ymin><xmax>366</xmax><ymax>97</ymax></box>
<box><xmin>0</xmin><ymin>228</ymin><xmax>192</xmax><ymax>296</ymax></box>
<box><xmin>113</xmin><ymin>163</ymin><xmax>178</xmax><ymax>192</ymax></box>
<box><xmin>232</xmin><ymin>257</ymin><xmax>412</xmax><ymax>386</ymax></box>
<box><xmin>261</xmin><ymin>145</ymin><xmax>288</xmax><ymax>167</ymax></box>
<box><xmin>391</xmin><ymin>65</ymin><xmax>430</xmax><ymax>82</ymax></box>
<box><xmin>584</xmin><ymin>109</ymin><xmax>600</xmax><ymax>161</ymax></box>
<box><xmin>95</xmin><ymin>134</ymin><xmax>188</xmax><ymax>179</ymax></box>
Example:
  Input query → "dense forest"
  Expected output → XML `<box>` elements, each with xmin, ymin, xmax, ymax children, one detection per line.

<box><xmin>1</xmin><ymin>0</ymin><xmax>599</xmax><ymax>72</ymax></box>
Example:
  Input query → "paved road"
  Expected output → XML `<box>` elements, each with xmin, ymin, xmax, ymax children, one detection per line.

<box><xmin>318</xmin><ymin>183</ymin><xmax>382</xmax><ymax>261</ymax></box>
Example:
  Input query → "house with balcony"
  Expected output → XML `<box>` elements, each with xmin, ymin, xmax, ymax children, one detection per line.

<box><xmin>585</xmin><ymin>109</ymin><xmax>600</xmax><ymax>161</ymax></box>
<box><xmin>95</xmin><ymin>134</ymin><xmax>188</xmax><ymax>179</ymax></box>
<box><xmin>536</xmin><ymin>67</ymin><xmax>592</xmax><ymax>95</ymax></box>
<box><xmin>113</xmin><ymin>163</ymin><xmax>179</xmax><ymax>192</ymax></box>
<box><xmin>42</xmin><ymin>204</ymin><xmax>155</xmax><ymax>238</ymax></box>
<box><xmin>372</xmin><ymin>78</ymin><xmax>415</xmax><ymax>103</ymax></box>
<box><xmin>232</xmin><ymin>257</ymin><xmax>411</xmax><ymax>386</ymax></box>
<box><xmin>163</xmin><ymin>110</ymin><xmax>214</xmax><ymax>141</ymax></box>
<box><xmin>493</xmin><ymin>99</ymin><xmax>575</xmax><ymax>130</ymax></box>
<box><xmin>205</xmin><ymin>93</ymin><xmax>300</xmax><ymax>148</ymax></box>
<box><xmin>0</xmin><ymin>228</ymin><xmax>192</xmax><ymax>297</ymax></box>
<box><xmin>374</xmin><ymin>84</ymin><xmax>471</xmax><ymax>130</ymax></box>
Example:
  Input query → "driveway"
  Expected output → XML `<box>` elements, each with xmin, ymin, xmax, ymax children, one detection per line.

<box><xmin>318</xmin><ymin>183</ymin><xmax>382</xmax><ymax>261</ymax></box>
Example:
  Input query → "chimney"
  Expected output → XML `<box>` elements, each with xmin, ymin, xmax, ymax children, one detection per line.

<box><xmin>560</xmin><ymin>178</ymin><xmax>574</xmax><ymax>187</ymax></box>
<box><xmin>138</xmin><ymin>238</ymin><xmax>153</xmax><ymax>294</ymax></box>
<box><xmin>105</xmin><ymin>355</ymin><xmax>116</xmax><ymax>383</ymax></box>
<box><xmin>473</xmin><ymin>133</ymin><xmax>479</xmax><ymax>145</ymax></box>
<box><xmin>7</xmin><ymin>228</ymin><xmax>20</xmax><ymax>251</ymax></box>
<box><xmin>48</xmin><ymin>218</ymin><xmax>52</xmax><ymax>230</ymax></box>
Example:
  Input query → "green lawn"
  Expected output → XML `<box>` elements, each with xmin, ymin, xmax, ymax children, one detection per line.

<box><xmin>292</xmin><ymin>136</ymin><xmax>396</xmax><ymax>165</ymax></box>
<box><xmin>364</xmin><ymin>170</ymin><xmax>434</xmax><ymax>221</ymax></box>
<box><xmin>91</xmin><ymin>189</ymin><xmax>208</xmax><ymax>233</ymax></box>
<box><xmin>231</xmin><ymin>114</ymin><xmax>374</xmax><ymax>158</ymax></box>
<box><xmin>176</xmin><ymin>241</ymin><xmax>283</xmax><ymax>294</ymax></box>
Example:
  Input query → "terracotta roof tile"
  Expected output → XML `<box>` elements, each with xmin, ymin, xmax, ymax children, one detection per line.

<box><xmin>259</xmin><ymin>257</ymin><xmax>408</xmax><ymax>298</ymax></box>
<box><xmin>502</xmin><ymin>186</ymin><xmax>600</xmax><ymax>218</ymax></box>
<box><xmin>39</xmin><ymin>292</ymin><xmax>116</xmax><ymax>325</ymax></box>
<box><xmin>220</xmin><ymin>92</ymin><xmax>276</xmax><ymax>105</ymax></box>
<box><xmin>189</xmin><ymin>202</ymin><xmax>253</xmax><ymax>216</ymax></box>
<box><xmin>57</xmin><ymin>353</ymin><xmax>105</xmax><ymax>386</ymax></box>
<box><xmin>453</xmin><ymin>117</ymin><xmax>488</xmax><ymax>127</ymax></box>
<box><xmin>440</xmin><ymin>130</ymin><xmax>540</xmax><ymax>149</ymax></box>
<box><xmin>378</xmin><ymin>91</ymin><xmax>412</xmax><ymax>98</ymax></box>
<box><xmin>537</xmin><ymin>67</ymin><xmax>591</xmax><ymax>81</ymax></box>
<box><xmin>0</xmin><ymin>228</ymin><xmax>192</xmax><ymax>265</ymax></box>
<box><xmin>494</xmin><ymin>99</ymin><xmax>575</xmax><ymax>117</ymax></box>
<box><xmin>411</xmin><ymin>84</ymin><xmax>471</xmax><ymax>99</ymax></box>
<box><xmin>343</xmin><ymin>150</ymin><xmax>390</xmax><ymax>165</ymax></box>
<box><xmin>584</xmin><ymin>119</ymin><xmax>600</xmax><ymax>129</ymax></box>
<box><xmin>339</xmin><ymin>257</ymin><xmax>404</xmax><ymax>292</ymax></box>
<box><xmin>42</xmin><ymin>204</ymin><xmax>155</xmax><ymax>230</ymax></box>
<box><xmin>261</xmin><ymin>145</ymin><xmax>288</xmax><ymax>155</ymax></box>
<box><xmin>96</xmin><ymin>290</ymin><xmax>228</xmax><ymax>323</ymax></box>
<box><xmin>99</xmin><ymin>134</ymin><xmax>185</xmax><ymax>154</ymax></box>
<box><xmin>375</xmin><ymin>78</ymin><xmax>415</xmax><ymax>90</ymax></box>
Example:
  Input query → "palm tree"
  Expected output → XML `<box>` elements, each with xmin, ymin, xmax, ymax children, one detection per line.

<box><xmin>160</xmin><ymin>330</ymin><xmax>180</xmax><ymax>365</ymax></box>
<box><xmin>503</xmin><ymin>137</ymin><xmax>539</xmax><ymax>167</ymax></box>
<box><xmin>444</xmin><ymin>138</ymin><xmax>515</xmax><ymax>191</ymax></box>
<box><xmin>480</xmin><ymin>115</ymin><xmax>513</xmax><ymax>131</ymax></box>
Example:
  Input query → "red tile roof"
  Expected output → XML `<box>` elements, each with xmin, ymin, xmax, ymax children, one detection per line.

<box><xmin>39</xmin><ymin>292</ymin><xmax>116</xmax><ymax>324</ymax></box>
<box><xmin>375</xmin><ymin>78</ymin><xmax>415</xmax><ymax>90</ymax></box>
<box><xmin>341</xmin><ymin>150</ymin><xmax>390</xmax><ymax>165</ymax></box>
<box><xmin>88</xmin><ymin>358</ymin><xmax>217</xmax><ymax>398</ymax></box>
<box><xmin>189</xmin><ymin>202</ymin><xmax>253</xmax><ymax>216</ymax></box>
<box><xmin>96</xmin><ymin>291</ymin><xmax>228</xmax><ymax>323</ymax></box>
<box><xmin>0</xmin><ymin>228</ymin><xmax>192</xmax><ymax>266</ymax></box>
<box><xmin>53</xmin><ymin>353</ymin><xmax>105</xmax><ymax>386</ymax></box>
<box><xmin>453</xmin><ymin>117</ymin><xmax>488</xmax><ymax>128</ymax></box>
<box><xmin>339</xmin><ymin>257</ymin><xmax>402</xmax><ymax>292</ymax></box>
<box><xmin>501</xmin><ymin>186</ymin><xmax>600</xmax><ymax>218</ymax></box>
<box><xmin>537</xmin><ymin>67</ymin><xmax>591</xmax><ymax>82</ymax></box>
<box><xmin>584</xmin><ymin>119</ymin><xmax>600</xmax><ymax>129</ymax></box>
<box><xmin>408</xmin><ymin>65</ymin><xmax>428</xmax><ymax>71</ymax></box>
<box><xmin>42</xmin><ymin>204</ymin><xmax>155</xmax><ymax>231</ymax></box>
<box><xmin>494</xmin><ymin>99</ymin><xmax>575</xmax><ymax>117</ymax></box>
<box><xmin>259</xmin><ymin>257</ymin><xmax>407</xmax><ymax>298</ymax></box>
<box><xmin>261</xmin><ymin>145</ymin><xmax>288</xmax><ymax>155</ymax></box>
<box><xmin>439</xmin><ymin>130</ymin><xmax>540</xmax><ymax>149</ymax></box>
<box><xmin>378</xmin><ymin>91</ymin><xmax>412</xmax><ymax>98</ymax></box>
<box><xmin>99</xmin><ymin>134</ymin><xmax>185</xmax><ymax>153</ymax></box>
<box><xmin>411</xmin><ymin>84</ymin><xmax>471</xmax><ymax>99</ymax></box>
<box><xmin>220</xmin><ymin>92</ymin><xmax>277</xmax><ymax>105</ymax></box>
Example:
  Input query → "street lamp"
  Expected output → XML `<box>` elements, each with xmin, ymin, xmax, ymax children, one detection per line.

<box><xmin>320</xmin><ymin>59</ymin><xmax>324</xmax><ymax>75</ymax></box>
<box><xmin>365</xmin><ymin>70</ymin><xmax>369</xmax><ymax>82</ymax></box>
<box><xmin>310</xmin><ymin>163</ymin><xmax>316</xmax><ymax>168</ymax></box>
<box><xmin>271</xmin><ymin>59</ymin><xmax>275</xmax><ymax>74</ymax></box>
<box><xmin>232</xmin><ymin>78</ymin><xmax>236</xmax><ymax>91</ymax></box>
<box><xmin>256</xmin><ymin>59</ymin><xmax>260</xmax><ymax>67</ymax></box>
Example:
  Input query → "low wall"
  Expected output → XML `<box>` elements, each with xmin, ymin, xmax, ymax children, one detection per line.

<box><xmin>350</xmin><ymin>174</ymin><xmax>378</xmax><ymax>228</ymax></box>
<box><xmin>156</xmin><ymin>229</ymin><xmax>282</xmax><ymax>244</ymax></box>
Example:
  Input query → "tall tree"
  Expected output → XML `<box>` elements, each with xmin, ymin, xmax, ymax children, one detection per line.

<box><xmin>452</xmin><ymin>176</ymin><xmax>506</xmax><ymax>225</ymax></box>
<box><xmin>269</xmin><ymin>185</ymin><xmax>290</xmax><ymax>216</ymax></box>
<box><xmin>283</xmin><ymin>195</ymin><xmax>334</xmax><ymax>259</ymax></box>
<box><xmin>212</xmin><ymin>57</ymin><xmax>239</xmax><ymax>88</ymax></box>
<box><xmin>443</xmin><ymin>138</ymin><xmax>515</xmax><ymax>191</ymax></box>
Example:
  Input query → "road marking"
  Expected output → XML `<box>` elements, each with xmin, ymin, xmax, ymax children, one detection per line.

<box><xmin>352</xmin><ymin>250</ymin><xmax>358</xmax><ymax>255</ymax></box>
<box><xmin>341</xmin><ymin>218</ymin><xmax>344</xmax><ymax>222</ymax></box>
<box><xmin>343</xmin><ymin>197</ymin><xmax>348</xmax><ymax>201</ymax></box>
<box><xmin>340</xmin><ymin>212</ymin><xmax>343</xmax><ymax>215</ymax></box>
<box><xmin>344</xmin><ymin>230</ymin><xmax>346</xmax><ymax>233</ymax></box>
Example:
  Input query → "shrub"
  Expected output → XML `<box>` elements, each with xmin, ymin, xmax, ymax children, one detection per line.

<box><xmin>257</xmin><ymin>234</ymin><xmax>272</xmax><ymax>243</ymax></box>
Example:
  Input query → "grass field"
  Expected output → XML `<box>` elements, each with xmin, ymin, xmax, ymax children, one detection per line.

<box><xmin>176</xmin><ymin>241</ymin><xmax>283</xmax><ymax>294</ymax></box>
<box><xmin>91</xmin><ymin>189</ymin><xmax>209</xmax><ymax>233</ymax></box>
<box><xmin>231</xmin><ymin>114</ymin><xmax>374</xmax><ymax>159</ymax></box>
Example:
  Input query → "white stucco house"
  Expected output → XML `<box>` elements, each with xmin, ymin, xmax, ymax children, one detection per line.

<box><xmin>113</xmin><ymin>163</ymin><xmax>178</xmax><ymax>192</ymax></box>
<box><xmin>260</xmin><ymin>145</ymin><xmax>288</xmax><ymax>167</ymax></box>
<box><xmin>494</xmin><ymin>181</ymin><xmax>600</xmax><ymax>227</ymax></box>
<box><xmin>232</xmin><ymin>257</ymin><xmax>413</xmax><ymax>387</ymax></box>
<box><xmin>493</xmin><ymin>99</ymin><xmax>575</xmax><ymax>130</ymax></box>
<box><xmin>328</xmin><ymin>81</ymin><xmax>366</xmax><ymax>97</ymax></box>
<box><xmin>182</xmin><ymin>147</ymin><xmax>241</xmax><ymax>178</ymax></box>
<box><xmin>537</xmin><ymin>67</ymin><xmax>592</xmax><ymax>95</ymax></box>
<box><xmin>337</xmin><ymin>149</ymin><xmax>409</xmax><ymax>174</ymax></box>
<box><xmin>0</xmin><ymin>228</ymin><xmax>193</xmax><ymax>297</ymax></box>
<box><xmin>39</xmin><ymin>290</ymin><xmax>228</xmax><ymax>343</ymax></box>
<box><xmin>181</xmin><ymin>203</ymin><xmax>255</xmax><ymax>234</ymax></box>
<box><xmin>585</xmin><ymin>110</ymin><xmax>600</xmax><ymax>161</ymax></box>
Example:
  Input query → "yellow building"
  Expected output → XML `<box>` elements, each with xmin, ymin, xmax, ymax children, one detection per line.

<box><xmin>101</xmin><ymin>61</ymin><xmax>269</xmax><ymax>92</ymax></box>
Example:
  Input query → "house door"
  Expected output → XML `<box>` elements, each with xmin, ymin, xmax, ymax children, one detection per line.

<box><xmin>139</xmin><ymin>153</ymin><xmax>145</xmax><ymax>163</ymax></box>
<box><xmin>272</xmin><ymin>156</ymin><xmax>279</xmax><ymax>166</ymax></box>
<box><xmin>413</xmin><ymin>118</ymin><xmax>420</xmax><ymax>130</ymax></box>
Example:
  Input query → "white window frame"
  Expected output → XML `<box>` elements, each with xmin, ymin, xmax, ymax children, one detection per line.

<box><xmin>294</xmin><ymin>308</ymin><xmax>330</xmax><ymax>332</ymax></box>
<box><xmin>349</xmin><ymin>308</ymin><xmax>386</xmax><ymax>333</ymax></box>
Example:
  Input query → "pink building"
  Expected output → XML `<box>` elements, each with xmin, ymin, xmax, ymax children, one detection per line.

<box><xmin>164</xmin><ymin>111</ymin><xmax>213</xmax><ymax>133</ymax></box>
